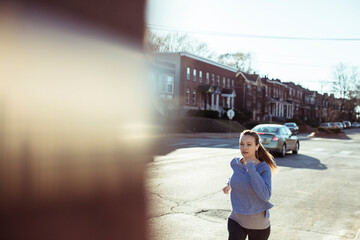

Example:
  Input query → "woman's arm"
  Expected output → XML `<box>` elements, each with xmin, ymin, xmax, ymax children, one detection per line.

<box><xmin>246</xmin><ymin>162</ymin><xmax>272</xmax><ymax>201</ymax></box>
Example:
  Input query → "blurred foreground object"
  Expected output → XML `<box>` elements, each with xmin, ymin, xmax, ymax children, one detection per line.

<box><xmin>0</xmin><ymin>1</ymin><xmax>152</xmax><ymax>239</ymax></box>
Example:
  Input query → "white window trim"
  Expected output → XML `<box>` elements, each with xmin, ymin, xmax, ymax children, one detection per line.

<box><xmin>186</xmin><ymin>89</ymin><xmax>190</xmax><ymax>104</ymax></box>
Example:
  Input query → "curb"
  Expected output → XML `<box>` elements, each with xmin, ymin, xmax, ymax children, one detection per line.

<box><xmin>162</xmin><ymin>132</ymin><xmax>242</xmax><ymax>139</ymax></box>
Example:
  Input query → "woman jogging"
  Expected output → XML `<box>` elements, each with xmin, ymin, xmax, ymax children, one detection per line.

<box><xmin>222</xmin><ymin>130</ymin><xmax>277</xmax><ymax>240</ymax></box>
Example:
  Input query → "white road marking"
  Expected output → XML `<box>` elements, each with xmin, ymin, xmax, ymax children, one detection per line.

<box><xmin>338</xmin><ymin>151</ymin><xmax>352</xmax><ymax>155</ymax></box>
<box><xmin>305</xmin><ymin>151</ymin><xmax>360</xmax><ymax>159</ymax></box>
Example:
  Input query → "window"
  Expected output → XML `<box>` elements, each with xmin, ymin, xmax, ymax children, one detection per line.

<box><xmin>160</xmin><ymin>75</ymin><xmax>166</xmax><ymax>92</ymax></box>
<box><xmin>159</xmin><ymin>74</ymin><xmax>174</xmax><ymax>94</ymax></box>
<box><xmin>217</xmin><ymin>75</ymin><xmax>220</xmax><ymax>86</ymax></box>
<box><xmin>167</xmin><ymin>75</ymin><xmax>174</xmax><ymax>93</ymax></box>
<box><xmin>227</xmin><ymin>79</ymin><xmax>230</xmax><ymax>88</ymax></box>
<box><xmin>187</xmin><ymin>67</ymin><xmax>190</xmax><ymax>80</ymax></box>
<box><xmin>212</xmin><ymin>74</ymin><xmax>215</xmax><ymax>85</ymax></box>
<box><xmin>281</xmin><ymin>128</ymin><xmax>288</xmax><ymax>136</ymax></box>
<box><xmin>186</xmin><ymin>89</ymin><xmax>190</xmax><ymax>104</ymax></box>
<box><xmin>206</xmin><ymin>72</ymin><xmax>209</xmax><ymax>84</ymax></box>
<box><xmin>192</xmin><ymin>90</ymin><xmax>196</xmax><ymax>104</ymax></box>
<box><xmin>193</xmin><ymin>69</ymin><xmax>196</xmax><ymax>82</ymax></box>
<box><xmin>199</xmin><ymin>71</ymin><xmax>203</xmax><ymax>83</ymax></box>
<box><xmin>223</xmin><ymin>77</ymin><xmax>226</xmax><ymax>88</ymax></box>
<box><xmin>232</xmin><ymin>79</ymin><xmax>234</xmax><ymax>87</ymax></box>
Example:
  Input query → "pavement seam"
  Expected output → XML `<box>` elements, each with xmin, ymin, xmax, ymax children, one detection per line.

<box><xmin>183</xmin><ymin>190</ymin><xmax>223</xmax><ymax>204</ymax></box>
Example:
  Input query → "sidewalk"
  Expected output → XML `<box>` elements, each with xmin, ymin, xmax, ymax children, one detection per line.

<box><xmin>160</xmin><ymin>132</ymin><xmax>242</xmax><ymax>139</ymax></box>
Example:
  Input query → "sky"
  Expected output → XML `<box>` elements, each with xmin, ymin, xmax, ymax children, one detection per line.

<box><xmin>146</xmin><ymin>0</ymin><xmax>360</xmax><ymax>94</ymax></box>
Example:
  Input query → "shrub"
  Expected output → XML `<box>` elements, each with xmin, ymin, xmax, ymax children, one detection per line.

<box><xmin>287</xmin><ymin>118</ymin><xmax>305</xmax><ymax>126</ymax></box>
<box><xmin>316</xmin><ymin>127</ymin><xmax>341</xmax><ymax>134</ymax></box>
<box><xmin>244</xmin><ymin>120</ymin><xmax>261</xmax><ymax>130</ymax></box>
<box><xmin>328</xmin><ymin>127</ymin><xmax>341</xmax><ymax>134</ymax></box>
<box><xmin>305</xmin><ymin>118</ymin><xmax>319</xmax><ymax>128</ymax></box>
<box><xmin>186</xmin><ymin>109</ymin><xmax>219</xmax><ymax>119</ymax></box>
<box><xmin>317</xmin><ymin>127</ymin><xmax>326</xmax><ymax>132</ymax></box>
<box><xmin>235</xmin><ymin>109</ymin><xmax>252</xmax><ymax>122</ymax></box>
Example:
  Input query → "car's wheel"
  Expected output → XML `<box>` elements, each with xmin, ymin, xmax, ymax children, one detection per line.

<box><xmin>292</xmin><ymin>142</ymin><xmax>299</xmax><ymax>154</ymax></box>
<box><xmin>280</xmin><ymin>144</ymin><xmax>286</xmax><ymax>157</ymax></box>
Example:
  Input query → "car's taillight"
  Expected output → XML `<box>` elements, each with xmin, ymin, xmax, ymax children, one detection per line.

<box><xmin>258</xmin><ymin>132</ymin><xmax>264</xmax><ymax>135</ymax></box>
<box><xmin>272</xmin><ymin>136</ymin><xmax>279</xmax><ymax>141</ymax></box>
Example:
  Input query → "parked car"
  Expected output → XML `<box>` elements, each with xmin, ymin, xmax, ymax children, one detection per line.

<box><xmin>319</xmin><ymin>122</ymin><xmax>331</xmax><ymax>128</ymax></box>
<box><xmin>252</xmin><ymin>124</ymin><xmax>299</xmax><ymax>158</ymax></box>
<box><xmin>352</xmin><ymin>122</ymin><xmax>360</xmax><ymax>128</ymax></box>
<box><xmin>342</xmin><ymin>121</ymin><xmax>351</xmax><ymax>129</ymax></box>
<box><xmin>284</xmin><ymin>122</ymin><xmax>299</xmax><ymax>135</ymax></box>
<box><xmin>329</xmin><ymin>122</ymin><xmax>339</xmax><ymax>128</ymax></box>
<box><xmin>334</xmin><ymin>122</ymin><xmax>344</xmax><ymax>129</ymax></box>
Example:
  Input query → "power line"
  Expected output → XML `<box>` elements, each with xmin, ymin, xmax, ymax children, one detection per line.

<box><xmin>147</xmin><ymin>24</ymin><xmax>360</xmax><ymax>42</ymax></box>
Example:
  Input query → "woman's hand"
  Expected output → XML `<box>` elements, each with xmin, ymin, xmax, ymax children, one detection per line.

<box><xmin>222</xmin><ymin>185</ymin><xmax>231</xmax><ymax>194</ymax></box>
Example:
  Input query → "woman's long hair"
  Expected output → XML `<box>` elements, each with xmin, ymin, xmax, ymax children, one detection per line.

<box><xmin>240</xmin><ymin>130</ymin><xmax>278</xmax><ymax>173</ymax></box>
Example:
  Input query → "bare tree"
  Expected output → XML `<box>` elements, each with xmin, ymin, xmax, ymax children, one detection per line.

<box><xmin>330</xmin><ymin>63</ymin><xmax>359</xmax><ymax>99</ymax></box>
<box><xmin>330</xmin><ymin>63</ymin><xmax>360</xmax><ymax>121</ymax></box>
<box><xmin>217</xmin><ymin>52</ymin><xmax>253</xmax><ymax>73</ymax></box>
<box><xmin>145</xmin><ymin>30</ymin><xmax>255</xmax><ymax>74</ymax></box>
<box><xmin>144</xmin><ymin>29</ymin><xmax>215</xmax><ymax>59</ymax></box>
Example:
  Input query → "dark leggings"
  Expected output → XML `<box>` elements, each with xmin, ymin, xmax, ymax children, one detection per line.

<box><xmin>227</xmin><ymin>218</ymin><xmax>270</xmax><ymax>240</ymax></box>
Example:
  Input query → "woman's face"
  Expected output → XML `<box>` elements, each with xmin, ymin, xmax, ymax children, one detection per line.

<box><xmin>240</xmin><ymin>134</ymin><xmax>259</xmax><ymax>159</ymax></box>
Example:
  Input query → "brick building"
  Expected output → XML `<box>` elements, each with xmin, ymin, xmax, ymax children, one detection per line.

<box><xmin>235</xmin><ymin>72</ymin><xmax>267</xmax><ymax>121</ymax></box>
<box><xmin>149</xmin><ymin>58</ymin><xmax>176</xmax><ymax>117</ymax></box>
<box><xmin>151</xmin><ymin>52</ymin><xmax>356</xmax><ymax>123</ymax></box>
<box><xmin>153</xmin><ymin>52</ymin><xmax>237</xmax><ymax>116</ymax></box>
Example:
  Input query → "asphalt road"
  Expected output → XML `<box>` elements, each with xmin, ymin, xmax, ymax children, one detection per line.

<box><xmin>146</xmin><ymin>129</ymin><xmax>360</xmax><ymax>240</ymax></box>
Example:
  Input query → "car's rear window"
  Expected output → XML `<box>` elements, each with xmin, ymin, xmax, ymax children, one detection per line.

<box><xmin>253</xmin><ymin>126</ymin><xmax>279</xmax><ymax>134</ymax></box>
<box><xmin>285</xmin><ymin>123</ymin><xmax>295</xmax><ymax>126</ymax></box>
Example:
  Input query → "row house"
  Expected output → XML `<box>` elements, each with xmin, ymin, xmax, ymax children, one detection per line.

<box><xmin>236</xmin><ymin>73</ymin><xmax>300</xmax><ymax>122</ymax></box>
<box><xmin>153</xmin><ymin>52</ymin><xmax>237</xmax><ymax>116</ymax></box>
<box><xmin>304</xmin><ymin>89</ymin><xmax>316</xmax><ymax>121</ymax></box>
<box><xmin>265</xmin><ymin>78</ymin><xmax>294</xmax><ymax>122</ymax></box>
<box><xmin>150</xmin><ymin>52</ymin><xmax>355</xmax><ymax>123</ymax></box>
<box><xmin>284</xmin><ymin>82</ymin><xmax>306</xmax><ymax>120</ymax></box>
<box><xmin>319</xmin><ymin>93</ymin><xmax>330</xmax><ymax>121</ymax></box>
<box><xmin>327</xmin><ymin>94</ymin><xmax>343</xmax><ymax>121</ymax></box>
<box><xmin>235</xmin><ymin>72</ymin><xmax>267</xmax><ymax>121</ymax></box>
